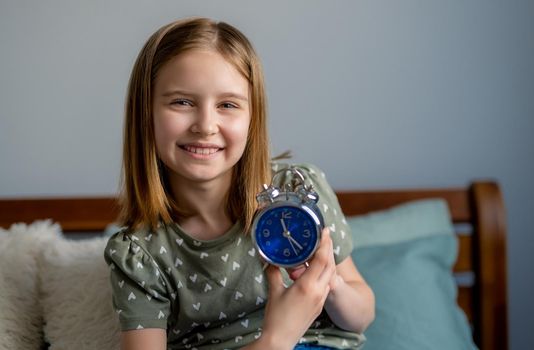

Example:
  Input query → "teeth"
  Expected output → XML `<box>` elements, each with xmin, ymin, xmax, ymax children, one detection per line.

<box><xmin>184</xmin><ymin>146</ymin><xmax>219</xmax><ymax>155</ymax></box>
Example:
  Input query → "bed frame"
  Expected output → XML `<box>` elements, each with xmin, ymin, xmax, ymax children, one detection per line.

<box><xmin>0</xmin><ymin>180</ymin><xmax>508</xmax><ymax>350</ymax></box>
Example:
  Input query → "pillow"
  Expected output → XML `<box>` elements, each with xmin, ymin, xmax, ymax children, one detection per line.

<box><xmin>38</xmin><ymin>234</ymin><xmax>121</xmax><ymax>349</ymax></box>
<box><xmin>0</xmin><ymin>220</ymin><xmax>61</xmax><ymax>350</ymax></box>
<box><xmin>349</xmin><ymin>199</ymin><xmax>477</xmax><ymax>350</ymax></box>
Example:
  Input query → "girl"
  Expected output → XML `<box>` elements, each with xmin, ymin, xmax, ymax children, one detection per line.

<box><xmin>104</xmin><ymin>17</ymin><xmax>374</xmax><ymax>350</ymax></box>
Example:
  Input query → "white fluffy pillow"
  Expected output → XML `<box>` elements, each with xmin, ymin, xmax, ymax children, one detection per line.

<box><xmin>0</xmin><ymin>220</ymin><xmax>61</xmax><ymax>350</ymax></box>
<box><xmin>38</xmin><ymin>235</ymin><xmax>121</xmax><ymax>350</ymax></box>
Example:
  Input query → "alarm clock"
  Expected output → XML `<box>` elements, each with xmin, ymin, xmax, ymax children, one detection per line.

<box><xmin>251</xmin><ymin>166</ymin><xmax>324</xmax><ymax>268</ymax></box>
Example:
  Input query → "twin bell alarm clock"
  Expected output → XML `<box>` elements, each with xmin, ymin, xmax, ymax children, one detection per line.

<box><xmin>251</xmin><ymin>166</ymin><xmax>324</xmax><ymax>268</ymax></box>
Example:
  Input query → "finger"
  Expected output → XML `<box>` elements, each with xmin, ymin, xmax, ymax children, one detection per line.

<box><xmin>329</xmin><ymin>273</ymin><xmax>342</xmax><ymax>291</ymax></box>
<box><xmin>315</xmin><ymin>230</ymin><xmax>337</xmax><ymax>284</ymax></box>
<box><xmin>265</xmin><ymin>265</ymin><xmax>284</xmax><ymax>296</ymax></box>
<box><xmin>315</xmin><ymin>228</ymin><xmax>333</xmax><ymax>262</ymax></box>
<box><xmin>299</xmin><ymin>229</ymin><xmax>333</xmax><ymax>283</ymax></box>
<box><xmin>320</xmin><ymin>259</ymin><xmax>337</xmax><ymax>289</ymax></box>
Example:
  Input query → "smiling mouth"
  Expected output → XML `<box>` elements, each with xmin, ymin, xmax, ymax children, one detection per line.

<box><xmin>179</xmin><ymin>145</ymin><xmax>223</xmax><ymax>155</ymax></box>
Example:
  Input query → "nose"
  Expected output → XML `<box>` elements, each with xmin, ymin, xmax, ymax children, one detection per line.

<box><xmin>190</xmin><ymin>105</ymin><xmax>218</xmax><ymax>136</ymax></box>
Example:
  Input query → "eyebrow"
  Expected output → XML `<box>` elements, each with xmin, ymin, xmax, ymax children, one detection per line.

<box><xmin>161</xmin><ymin>90</ymin><xmax>249</xmax><ymax>102</ymax></box>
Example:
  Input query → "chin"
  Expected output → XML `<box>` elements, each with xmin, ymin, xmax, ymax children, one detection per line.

<box><xmin>177</xmin><ymin>166</ymin><xmax>233</xmax><ymax>184</ymax></box>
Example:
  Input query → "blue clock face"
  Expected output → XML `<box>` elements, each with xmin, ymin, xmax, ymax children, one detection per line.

<box><xmin>254</xmin><ymin>204</ymin><xmax>321</xmax><ymax>267</ymax></box>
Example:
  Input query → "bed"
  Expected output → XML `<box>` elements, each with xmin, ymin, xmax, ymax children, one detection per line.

<box><xmin>0</xmin><ymin>180</ymin><xmax>508</xmax><ymax>350</ymax></box>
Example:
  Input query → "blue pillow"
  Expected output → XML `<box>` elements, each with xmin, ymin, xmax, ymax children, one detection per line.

<box><xmin>348</xmin><ymin>199</ymin><xmax>477</xmax><ymax>350</ymax></box>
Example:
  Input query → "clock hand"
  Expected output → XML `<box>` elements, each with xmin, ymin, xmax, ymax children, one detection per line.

<box><xmin>287</xmin><ymin>235</ymin><xmax>300</xmax><ymax>256</ymax></box>
<box><xmin>280</xmin><ymin>219</ymin><xmax>288</xmax><ymax>233</ymax></box>
<box><xmin>287</xmin><ymin>235</ymin><xmax>304</xmax><ymax>250</ymax></box>
<box><xmin>281</xmin><ymin>219</ymin><xmax>299</xmax><ymax>255</ymax></box>
<box><xmin>281</xmin><ymin>218</ymin><xmax>303</xmax><ymax>254</ymax></box>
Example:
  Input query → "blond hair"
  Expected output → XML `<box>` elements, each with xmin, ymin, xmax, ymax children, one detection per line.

<box><xmin>119</xmin><ymin>17</ymin><xmax>271</xmax><ymax>232</ymax></box>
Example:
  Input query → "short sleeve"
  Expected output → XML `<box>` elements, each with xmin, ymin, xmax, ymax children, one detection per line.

<box><xmin>274</xmin><ymin>162</ymin><xmax>354</xmax><ymax>264</ymax></box>
<box><xmin>103</xmin><ymin>231</ymin><xmax>170</xmax><ymax>331</ymax></box>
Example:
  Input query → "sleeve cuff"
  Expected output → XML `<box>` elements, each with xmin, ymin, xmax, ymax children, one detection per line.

<box><xmin>119</xmin><ymin>318</ymin><xmax>168</xmax><ymax>331</ymax></box>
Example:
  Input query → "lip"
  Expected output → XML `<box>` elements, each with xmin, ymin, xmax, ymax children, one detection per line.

<box><xmin>179</xmin><ymin>142</ymin><xmax>224</xmax><ymax>149</ymax></box>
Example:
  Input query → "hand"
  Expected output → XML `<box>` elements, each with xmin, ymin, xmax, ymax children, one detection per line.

<box><xmin>260</xmin><ymin>229</ymin><xmax>337</xmax><ymax>349</ymax></box>
<box><xmin>286</xmin><ymin>228</ymin><xmax>341</xmax><ymax>290</ymax></box>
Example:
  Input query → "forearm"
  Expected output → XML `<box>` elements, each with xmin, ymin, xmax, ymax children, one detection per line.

<box><xmin>324</xmin><ymin>276</ymin><xmax>375</xmax><ymax>333</ymax></box>
<box><xmin>120</xmin><ymin>329</ymin><xmax>166</xmax><ymax>350</ymax></box>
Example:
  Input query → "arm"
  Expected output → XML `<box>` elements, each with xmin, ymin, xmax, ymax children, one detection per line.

<box><xmin>324</xmin><ymin>255</ymin><xmax>375</xmax><ymax>333</ymax></box>
<box><xmin>121</xmin><ymin>329</ymin><xmax>166</xmax><ymax>350</ymax></box>
<box><xmin>104</xmin><ymin>233</ymin><xmax>171</xmax><ymax>350</ymax></box>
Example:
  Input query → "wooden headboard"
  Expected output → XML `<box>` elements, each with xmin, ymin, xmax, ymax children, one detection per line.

<box><xmin>0</xmin><ymin>180</ymin><xmax>508</xmax><ymax>350</ymax></box>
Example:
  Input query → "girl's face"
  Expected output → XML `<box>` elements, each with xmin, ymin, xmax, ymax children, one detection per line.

<box><xmin>152</xmin><ymin>50</ymin><xmax>251</xmax><ymax>187</ymax></box>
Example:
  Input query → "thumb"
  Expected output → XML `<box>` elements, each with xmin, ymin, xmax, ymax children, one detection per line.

<box><xmin>287</xmin><ymin>265</ymin><xmax>307</xmax><ymax>281</ymax></box>
<box><xmin>265</xmin><ymin>264</ymin><xmax>284</xmax><ymax>296</ymax></box>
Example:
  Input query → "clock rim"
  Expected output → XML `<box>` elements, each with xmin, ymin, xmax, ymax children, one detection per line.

<box><xmin>251</xmin><ymin>201</ymin><xmax>323</xmax><ymax>268</ymax></box>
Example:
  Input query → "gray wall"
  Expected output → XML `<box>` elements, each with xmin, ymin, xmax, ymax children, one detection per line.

<box><xmin>1</xmin><ymin>1</ymin><xmax>532</xmax><ymax>348</ymax></box>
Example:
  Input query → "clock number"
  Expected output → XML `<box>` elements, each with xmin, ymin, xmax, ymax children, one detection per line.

<box><xmin>302</xmin><ymin>229</ymin><xmax>311</xmax><ymax>238</ymax></box>
<box><xmin>281</xmin><ymin>211</ymin><xmax>292</xmax><ymax>219</ymax></box>
<box><xmin>283</xmin><ymin>248</ymin><xmax>291</xmax><ymax>257</ymax></box>
<box><xmin>263</xmin><ymin>229</ymin><xmax>270</xmax><ymax>237</ymax></box>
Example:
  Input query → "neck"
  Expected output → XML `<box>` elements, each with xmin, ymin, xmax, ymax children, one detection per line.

<box><xmin>168</xmin><ymin>172</ymin><xmax>234</xmax><ymax>240</ymax></box>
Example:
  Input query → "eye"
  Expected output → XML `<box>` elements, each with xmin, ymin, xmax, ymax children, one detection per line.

<box><xmin>219</xmin><ymin>102</ymin><xmax>238</xmax><ymax>109</ymax></box>
<box><xmin>171</xmin><ymin>99</ymin><xmax>193</xmax><ymax>107</ymax></box>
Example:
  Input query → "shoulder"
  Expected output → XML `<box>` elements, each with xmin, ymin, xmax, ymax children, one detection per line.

<box><xmin>103</xmin><ymin>226</ymin><xmax>162</xmax><ymax>270</ymax></box>
<box><xmin>104</xmin><ymin>224</ymin><xmax>181</xmax><ymax>278</ymax></box>
<box><xmin>105</xmin><ymin>223</ymin><xmax>173</xmax><ymax>252</ymax></box>
<box><xmin>104</xmin><ymin>227</ymin><xmax>144</xmax><ymax>255</ymax></box>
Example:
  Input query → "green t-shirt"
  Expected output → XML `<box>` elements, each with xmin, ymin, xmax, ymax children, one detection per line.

<box><xmin>104</xmin><ymin>163</ymin><xmax>365</xmax><ymax>349</ymax></box>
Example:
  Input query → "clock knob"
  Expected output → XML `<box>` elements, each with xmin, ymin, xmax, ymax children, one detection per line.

<box><xmin>297</xmin><ymin>184</ymin><xmax>319</xmax><ymax>204</ymax></box>
<box><xmin>256</xmin><ymin>184</ymin><xmax>280</xmax><ymax>207</ymax></box>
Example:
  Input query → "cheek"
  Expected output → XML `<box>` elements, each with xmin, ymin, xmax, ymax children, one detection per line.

<box><xmin>153</xmin><ymin>118</ymin><xmax>179</xmax><ymax>163</ymax></box>
<box><xmin>154</xmin><ymin>114</ymin><xmax>185</xmax><ymax>145</ymax></box>
<box><xmin>153</xmin><ymin>118</ymin><xmax>169</xmax><ymax>155</ymax></box>
<box><xmin>230</xmin><ymin>117</ymin><xmax>251</xmax><ymax>146</ymax></box>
